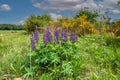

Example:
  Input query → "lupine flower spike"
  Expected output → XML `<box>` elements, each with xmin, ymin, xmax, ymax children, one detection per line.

<box><xmin>62</xmin><ymin>28</ymin><xmax>68</xmax><ymax>42</ymax></box>
<box><xmin>30</xmin><ymin>32</ymin><xmax>36</xmax><ymax>51</ymax></box>
<box><xmin>70</xmin><ymin>30</ymin><xmax>77</xmax><ymax>44</ymax></box>
<box><xmin>54</xmin><ymin>27</ymin><xmax>59</xmax><ymax>43</ymax></box>
<box><xmin>33</xmin><ymin>27</ymin><xmax>39</xmax><ymax>43</ymax></box>
<box><xmin>43</xmin><ymin>28</ymin><xmax>52</xmax><ymax>46</ymax></box>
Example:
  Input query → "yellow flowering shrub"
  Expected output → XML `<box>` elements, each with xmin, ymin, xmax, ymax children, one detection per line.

<box><xmin>49</xmin><ymin>15</ymin><xmax>98</xmax><ymax>36</ymax></box>
<box><xmin>114</xmin><ymin>19</ymin><xmax>120</xmax><ymax>36</ymax></box>
<box><xmin>70</xmin><ymin>15</ymin><xmax>99</xmax><ymax>36</ymax></box>
<box><xmin>57</xmin><ymin>17</ymin><xmax>72</xmax><ymax>28</ymax></box>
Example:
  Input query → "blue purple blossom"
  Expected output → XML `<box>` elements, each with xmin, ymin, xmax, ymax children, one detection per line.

<box><xmin>30</xmin><ymin>33</ymin><xmax>36</xmax><ymax>51</ymax></box>
<box><xmin>59</xmin><ymin>33</ymin><xmax>63</xmax><ymax>46</ymax></box>
<box><xmin>54</xmin><ymin>27</ymin><xmax>59</xmax><ymax>43</ymax></box>
<box><xmin>43</xmin><ymin>28</ymin><xmax>53</xmax><ymax>46</ymax></box>
<box><xmin>61</xmin><ymin>28</ymin><xmax>68</xmax><ymax>42</ymax></box>
<box><xmin>43</xmin><ymin>33</ymin><xmax>49</xmax><ymax>46</ymax></box>
<box><xmin>70</xmin><ymin>31</ymin><xmax>77</xmax><ymax>44</ymax></box>
<box><xmin>33</xmin><ymin>27</ymin><xmax>39</xmax><ymax>43</ymax></box>
<box><xmin>30</xmin><ymin>27</ymin><xmax>39</xmax><ymax>51</ymax></box>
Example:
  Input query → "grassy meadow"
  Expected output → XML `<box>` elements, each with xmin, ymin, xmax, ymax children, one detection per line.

<box><xmin>0</xmin><ymin>30</ymin><xmax>120</xmax><ymax>80</ymax></box>
<box><xmin>0</xmin><ymin>30</ymin><xmax>30</xmax><ymax>79</ymax></box>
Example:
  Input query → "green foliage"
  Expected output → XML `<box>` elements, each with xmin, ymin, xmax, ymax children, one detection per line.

<box><xmin>24</xmin><ymin>14</ymin><xmax>52</xmax><ymax>33</ymax></box>
<box><xmin>26</xmin><ymin>41</ymin><xmax>78</xmax><ymax>79</ymax></box>
<box><xmin>0</xmin><ymin>24</ymin><xmax>23</xmax><ymax>30</ymax></box>
<box><xmin>74</xmin><ymin>8</ymin><xmax>99</xmax><ymax>22</ymax></box>
<box><xmin>39</xmin><ymin>73</ymin><xmax>52</xmax><ymax>80</ymax></box>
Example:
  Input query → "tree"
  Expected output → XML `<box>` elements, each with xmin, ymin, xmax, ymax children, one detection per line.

<box><xmin>74</xmin><ymin>8</ymin><xmax>99</xmax><ymax>23</ymax></box>
<box><xmin>24</xmin><ymin>14</ymin><xmax>52</xmax><ymax>33</ymax></box>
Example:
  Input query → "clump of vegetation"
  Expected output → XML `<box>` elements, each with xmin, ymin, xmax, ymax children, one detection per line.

<box><xmin>74</xmin><ymin>8</ymin><xmax>99</xmax><ymax>23</ymax></box>
<box><xmin>50</xmin><ymin>15</ymin><xmax>98</xmax><ymax>36</ymax></box>
<box><xmin>24</xmin><ymin>14</ymin><xmax>52</xmax><ymax>33</ymax></box>
<box><xmin>24</xmin><ymin>28</ymin><xmax>79</xmax><ymax>79</ymax></box>
<box><xmin>114</xmin><ymin>19</ymin><xmax>120</xmax><ymax>36</ymax></box>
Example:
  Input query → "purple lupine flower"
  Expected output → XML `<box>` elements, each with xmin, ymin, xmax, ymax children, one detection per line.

<box><xmin>70</xmin><ymin>31</ymin><xmax>77</xmax><ymax>44</ymax></box>
<box><xmin>43</xmin><ymin>32</ymin><xmax>49</xmax><ymax>46</ymax></box>
<box><xmin>30</xmin><ymin>33</ymin><xmax>36</xmax><ymax>51</ymax></box>
<box><xmin>33</xmin><ymin>27</ymin><xmax>39</xmax><ymax>43</ymax></box>
<box><xmin>43</xmin><ymin>28</ymin><xmax>53</xmax><ymax>46</ymax></box>
<box><xmin>59</xmin><ymin>32</ymin><xmax>62</xmax><ymax>46</ymax></box>
<box><xmin>46</xmin><ymin>28</ymin><xmax>52</xmax><ymax>43</ymax></box>
<box><xmin>62</xmin><ymin>28</ymin><xmax>68</xmax><ymax>42</ymax></box>
<box><xmin>54</xmin><ymin>27</ymin><xmax>59</xmax><ymax>43</ymax></box>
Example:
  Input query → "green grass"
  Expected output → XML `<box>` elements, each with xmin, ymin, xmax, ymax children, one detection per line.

<box><xmin>0</xmin><ymin>30</ymin><xmax>30</xmax><ymax>79</ymax></box>
<box><xmin>0</xmin><ymin>30</ymin><xmax>120</xmax><ymax>80</ymax></box>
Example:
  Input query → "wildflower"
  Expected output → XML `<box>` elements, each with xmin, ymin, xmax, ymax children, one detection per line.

<box><xmin>59</xmin><ymin>33</ymin><xmax>62</xmax><ymax>46</ymax></box>
<box><xmin>43</xmin><ymin>33</ymin><xmax>49</xmax><ymax>46</ymax></box>
<box><xmin>54</xmin><ymin>27</ymin><xmax>59</xmax><ymax>43</ymax></box>
<box><xmin>43</xmin><ymin>28</ymin><xmax>52</xmax><ymax>46</ymax></box>
<box><xmin>62</xmin><ymin>28</ymin><xmax>68</xmax><ymax>42</ymax></box>
<box><xmin>70</xmin><ymin>31</ymin><xmax>77</xmax><ymax>44</ymax></box>
<box><xmin>30</xmin><ymin>33</ymin><xmax>36</xmax><ymax>50</ymax></box>
<box><xmin>33</xmin><ymin>27</ymin><xmax>39</xmax><ymax>42</ymax></box>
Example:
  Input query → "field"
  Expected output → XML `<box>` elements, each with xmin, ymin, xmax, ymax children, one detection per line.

<box><xmin>0</xmin><ymin>30</ymin><xmax>120</xmax><ymax>80</ymax></box>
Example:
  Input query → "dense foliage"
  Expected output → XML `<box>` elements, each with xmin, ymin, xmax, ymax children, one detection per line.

<box><xmin>74</xmin><ymin>8</ymin><xmax>99</xmax><ymax>22</ymax></box>
<box><xmin>24</xmin><ymin>14</ymin><xmax>52</xmax><ymax>33</ymax></box>
<box><xmin>56</xmin><ymin>15</ymin><xmax>98</xmax><ymax>36</ymax></box>
<box><xmin>0</xmin><ymin>24</ymin><xmax>23</xmax><ymax>30</ymax></box>
<box><xmin>114</xmin><ymin>19</ymin><xmax>120</xmax><ymax>36</ymax></box>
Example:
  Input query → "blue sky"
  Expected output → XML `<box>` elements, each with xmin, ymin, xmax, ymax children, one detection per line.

<box><xmin>0</xmin><ymin>0</ymin><xmax>120</xmax><ymax>24</ymax></box>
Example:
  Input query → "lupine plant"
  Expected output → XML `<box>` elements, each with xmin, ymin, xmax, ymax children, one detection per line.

<box><xmin>28</xmin><ymin>27</ymin><xmax>78</xmax><ymax>79</ymax></box>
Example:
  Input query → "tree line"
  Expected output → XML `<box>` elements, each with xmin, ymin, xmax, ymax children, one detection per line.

<box><xmin>0</xmin><ymin>24</ymin><xmax>23</xmax><ymax>30</ymax></box>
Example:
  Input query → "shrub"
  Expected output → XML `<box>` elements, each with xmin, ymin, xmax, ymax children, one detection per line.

<box><xmin>70</xmin><ymin>15</ymin><xmax>99</xmax><ymax>36</ymax></box>
<box><xmin>114</xmin><ymin>19</ymin><xmax>120</xmax><ymax>36</ymax></box>
<box><xmin>24</xmin><ymin>28</ymin><xmax>78</xmax><ymax>79</ymax></box>
<box><xmin>24</xmin><ymin>14</ymin><xmax>52</xmax><ymax>33</ymax></box>
<box><xmin>56</xmin><ymin>15</ymin><xmax>99</xmax><ymax>36</ymax></box>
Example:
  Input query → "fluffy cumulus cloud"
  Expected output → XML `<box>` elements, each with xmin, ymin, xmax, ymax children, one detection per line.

<box><xmin>0</xmin><ymin>4</ymin><xmax>11</xmax><ymax>11</ymax></box>
<box><xmin>32</xmin><ymin>0</ymin><xmax>120</xmax><ymax>14</ymax></box>
<box><xmin>49</xmin><ymin>13</ymin><xmax>62</xmax><ymax>21</ymax></box>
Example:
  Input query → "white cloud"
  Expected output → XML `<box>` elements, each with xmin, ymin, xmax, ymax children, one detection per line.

<box><xmin>32</xmin><ymin>0</ymin><xmax>120</xmax><ymax>14</ymax></box>
<box><xmin>32</xmin><ymin>0</ymin><xmax>84</xmax><ymax>10</ymax></box>
<box><xmin>19</xmin><ymin>20</ymin><xmax>25</xmax><ymax>25</ymax></box>
<box><xmin>111</xmin><ymin>9</ymin><xmax>120</xmax><ymax>14</ymax></box>
<box><xmin>0</xmin><ymin>4</ymin><xmax>11</xmax><ymax>11</ymax></box>
<box><xmin>49</xmin><ymin>13</ymin><xmax>62</xmax><ymax>21</ymax></box>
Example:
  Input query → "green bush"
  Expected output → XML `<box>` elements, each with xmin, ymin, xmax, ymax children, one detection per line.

<box><xmin>25</xmin><ymin>41</ymin><xmax>78</xmax><ymax>79</ymax></box>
